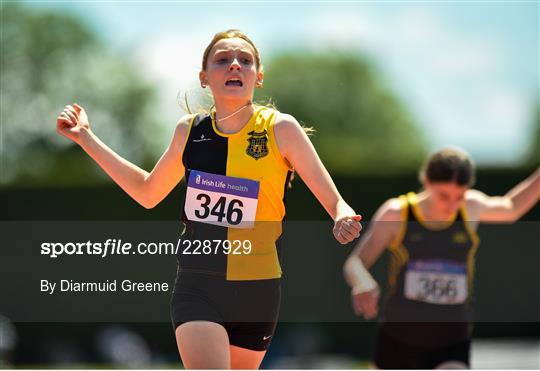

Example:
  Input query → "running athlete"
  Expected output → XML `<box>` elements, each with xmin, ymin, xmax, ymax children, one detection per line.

<box><xmin>57</xmin><ymin>29</ymin><xmax>362</xmax><ymax>369</ymax></box>
<box><xmin>343</xmin><ymin>148</ymin><xmax>539</xmax><ymax>369</ymax></box>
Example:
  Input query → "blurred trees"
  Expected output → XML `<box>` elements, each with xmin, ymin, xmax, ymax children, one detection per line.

<box><xmin>1</xmin><ymin>4</ymin><xmax>161</xmax><ymax>186</ymax></box>
<box><xmin>1</xmin><ymin>4</ymin><xmax>536</xmax><ymax>185</ymax></box>
<box><xmin>257</xmin><ymin>52</ymin><xmax>427</xmax><ymax>174</ymax></box>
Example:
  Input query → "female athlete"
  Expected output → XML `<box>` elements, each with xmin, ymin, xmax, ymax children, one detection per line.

<box><xmin>344</xmin><ymin>147</ymin><xmax>539</xmax><ymax>369</ymax></box>
<box><xmin>57</xmin><ymin>29</ymin><xmax>362</xmax><ymax>369</ymax></box>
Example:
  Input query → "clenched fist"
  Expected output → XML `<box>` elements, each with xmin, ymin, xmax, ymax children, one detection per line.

<box><xmin>56</xmin><ymin>103</ymin><xmax>90</xmax><ymax>146</ymax></box>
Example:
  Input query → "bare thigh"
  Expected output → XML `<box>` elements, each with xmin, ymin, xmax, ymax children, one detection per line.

<box><xmin>175</xmin><ymin>321</ymin><xmax>230</xmax><ymax>369</ymax></box>
<box><xmin>230</xmin><ymin>344</ymin><xmax>267</xmax><ymax>370</ymax></box>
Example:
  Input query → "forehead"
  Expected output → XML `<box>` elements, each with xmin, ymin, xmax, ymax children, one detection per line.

<box><xmin>431</xmin><ymin>182</ymin><xmax>468</xmax><ymax>194</ymax></box>
<box><xmin>210</xmin><ymin>37</ymin><xmax>256</xmax><ymax>55</ymax></box>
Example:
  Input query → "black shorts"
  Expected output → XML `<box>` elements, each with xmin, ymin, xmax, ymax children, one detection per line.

<box><xmin>170</xmin><ymin>272</ymin><xmax>281</xmax><ymax>351</ymax></box>
<box><xmin>374</xmin><ymin>323</ymin><xmax>471</xmax><ymax>369</ymax></box>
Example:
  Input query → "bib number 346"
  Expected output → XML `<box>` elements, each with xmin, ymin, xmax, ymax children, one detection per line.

<box><xmin>194</xmin><ymin>194</ymin><xmax>243</xmax><ymax>225</ymax></box>
<box><xmin>185</xmin><ymin>170</ymin><xmax>260</xmax><ymax>228</ymax></box>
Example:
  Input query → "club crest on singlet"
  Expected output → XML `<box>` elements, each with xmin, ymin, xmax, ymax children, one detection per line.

<box><xmin>185</xmin><ymin>170</ymin><xmax>260</xmax><ymax>228</ymax></box>
<box><xmin>246</xmin><ymin>130</ymin><xmax>269</xmax><ymax>159</ymax></box>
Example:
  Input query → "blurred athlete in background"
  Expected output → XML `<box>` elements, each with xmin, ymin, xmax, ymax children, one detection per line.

<box><xmin>344</xmin><ymin>147</ymin><xmax>539</xmax><ymax>369</ymax></box>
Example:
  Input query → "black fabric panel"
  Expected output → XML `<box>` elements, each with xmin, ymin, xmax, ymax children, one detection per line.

<box><xmin>183</xmin><ymin>115</ymin><xmax>228</xmax><ymax>175</ymax></box>
<box><xmin>179</xmin><ymin>115</ymin><xmax>229</xmax><ymax>276</ymax></box>
<box><xmin>177</xmin><ymin>221</ymin><xmax>229</xmax><ymax>276</ymax></box>
<box><xmin>276</xmin><ymin>170</ymin><xmax>292</xmax><ymax>269</ymax></box>
<box><xmin>281</xmin><ymin>171</ymin><xmax>293</xmax><ymax>216</ymax></box>
<box><xmin>381</xmin><ymin>196</ymin><xmax>475</xmax><ymax>346</ymax></box>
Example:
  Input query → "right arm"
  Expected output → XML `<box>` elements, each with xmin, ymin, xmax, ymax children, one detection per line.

<box><xmin>57</xmin><ymin>104</ymin><xmax>192</xmax><ymax>209</ymax></box>
<box><xmin>343</xmin><ymin>198</ymin><xmax>404</xmax><ymax>319</ymax></box>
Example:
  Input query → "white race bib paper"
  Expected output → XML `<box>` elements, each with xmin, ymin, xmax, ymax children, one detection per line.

<box><xmin>185</xmin><ymin>170</ymin><xmax>260</xmax><ymax>228</ymax></box>
<box><xmin>404</xmin><ymin>260</ymin><xmax>468</xmax><ymax>305</ymax></box>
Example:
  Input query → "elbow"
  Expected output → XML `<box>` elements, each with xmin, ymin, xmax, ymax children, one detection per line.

<box><xmin>505</xmin><ymin>202</ymin><xmax>521</xmax><ymax>223</ymax></box>
<box><xmin>507</xmin><ymin>211</ymin><xmax>521</xmax><ymax>223</ymax></box>
<box><xmin>139</xmin><ymin>195</ymin><xmax>159</xmax><ymax>209</ymax></box>
<box><xmin>137</xmin><ymin>181</ymin><xmax>160</xmax><ymax>209</ymax></box>
<box><xmin>494</xmin><ymin>211</ymin><xmax>520</xmax><ymax>224</ymax></box>
<box><xmin>141</xmin><ymin>202</ymin><xmax>157</xmax><ymax>210</ymax></box>
<box><xmin>499</xmin><ymin>199</ymin><xmax>520</xmax><ymax>223</ymax></box>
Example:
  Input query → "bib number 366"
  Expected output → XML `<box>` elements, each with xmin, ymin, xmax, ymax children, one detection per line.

<box><xmin>404</xmin><ymin>260</ymin><xmax>468</xmax><ymax>305</ymax></box>
<box><xmin>185</xmin><ymin>170</ymin><xmax>260</xmax><ymax>228</ymax></box>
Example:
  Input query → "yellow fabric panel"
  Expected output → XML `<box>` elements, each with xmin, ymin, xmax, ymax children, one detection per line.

<box><xmin>460</xmin><ymin>206</ymin><xmax>481</xmax><ymax>294</ymax></box>
<box><xmin>389</xmin><ymin>195</ymin><xmax>409</xmax><ymax>251</ymax></box>
<box><xmin>388</xmin><ymin>244</ymin><xmax>410</xmax><ymax>294</ymax></box>
<box><xmin>220</xmin><ymin>106</ymin><xmax>291</xmax><ymax>280</ymax></box>
<box><xmin>226</xmin><ymin>222</ymin><xmax>282</xmax><ymax>280</ymax></box>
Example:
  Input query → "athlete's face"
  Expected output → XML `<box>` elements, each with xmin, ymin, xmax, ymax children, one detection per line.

<box><xmin>426</xmin><ymin>181</ymin><xmax>468</xmax><ymax>218</ymax></box>
<box><xmin>200</xmin><ymin>38</ymin><xmax>263</xmax><ymax>102</ymax></box>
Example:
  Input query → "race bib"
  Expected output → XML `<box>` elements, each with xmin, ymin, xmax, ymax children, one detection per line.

<box><xmin>185</xmin><ymin>170</ymin><xmax>260</xmax><ymax>228</ymax></box>
<box><xmin>404</xmin><ymin>260</ymin><xmax>468</xmax><ymax>305</ymax></box>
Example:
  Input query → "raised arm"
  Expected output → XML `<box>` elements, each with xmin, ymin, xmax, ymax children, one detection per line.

<box><xmin>273</xmin><ymin>113</ymin><xmax>362</xmax><ymax>244</ymax></box>
<box><xmin>57</xmin><ymin>103</ymin><xmax>191</xmax><ymax>209</ymax></box>
<box><xmin>343</xmin><ymin>199</ymin><xmax>403</xmax><ymax>319</ymax></box>
<box><xmin>466</xmin><ymin>167</ymin><xmax>540</xmax><ymax>223</ymax></box>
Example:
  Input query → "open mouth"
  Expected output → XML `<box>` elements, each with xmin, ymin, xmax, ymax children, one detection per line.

<box><xmin>225</xmin><ymin>78</ymin><xmax>243</xmax><ymax>87</ymax></box>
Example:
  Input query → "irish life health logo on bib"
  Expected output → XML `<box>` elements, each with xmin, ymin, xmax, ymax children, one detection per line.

<box><xmin>185</xmin><ymin>170</ymin><xmax>260</xmax><ymax>228</ymax></box>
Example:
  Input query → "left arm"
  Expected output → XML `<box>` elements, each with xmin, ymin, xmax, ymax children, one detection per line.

<box><xmin>466</xmin><ymin>167</ymin><xmax>540</xmax><ymax>223</ymax></box>
<box><xmin>273</xmin><ymin>113</ymin><xmax>362</xmax><ymax>244</ymax></box>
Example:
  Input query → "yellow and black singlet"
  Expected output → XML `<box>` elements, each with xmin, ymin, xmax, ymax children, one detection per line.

<box><xmin>179</xmin><ymin>106</ymin><xmax>292</xmax><ymax>281</ymax></box>
<box><xmin>381</xmin><ymin>192</ymin><xmax>480</xmax><ymax>346</ymax></box>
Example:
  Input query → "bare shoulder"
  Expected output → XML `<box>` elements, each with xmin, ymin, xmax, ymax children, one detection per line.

<box><xmin>273</xmin><ymin>112</ymin><xmax>302</xmax><ymax>133</ymax></box>
<box><xmin>465</xmin><ymin>188</ymin><xmax>488</xmax><ymax>201</ymax></box>
<box><xmin>464</xmin><ymin>189</ymin><xmax>490</xmax><ymax>220</ymax></box>
<box><xmin>275</xmin><ymin>112</ymin><xmax>299</xmax><ymax>125</ymax></box>
<box><xmin>272</xmin><ymin>113</ymin><xmax>308</xmax><ymax>158</ymax></box>
<box><xmin>169</xmin><ymin>114</ymin><xmax>196</xmax><ymax>150</ymax></box>
<box><xmin>465</xmin><ymin>188</ymin><xmax>489</xmax><ymax>207</ymax></box>
<box><xmin>174</xmin><ymin>114</ymin><xmax>196</xmax><ymax>137</ymax></box>
<box><xmin>175</xmin><ymin>113</ymin><xmax>195</xmax><ymax>132</ymax></box>
<box><xmin>374</xmin><ymin>197</ymin><xmax>405</xmax><ymax>222</ymax></box>
<box><xmin>367</xmin><ymin>198</ymin><xmax>405</xmax><ymax>242</ymax></box>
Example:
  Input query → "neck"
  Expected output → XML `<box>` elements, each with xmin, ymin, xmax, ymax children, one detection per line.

<box><xmin>213</xmin><ymin>99</ymin><xmax>254</xmax><ymax>134</ymax></box>
<box><xmin>416</xmin><ymin>190</ymin><xmax>452</xmax><ymax>222</ymax></box>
